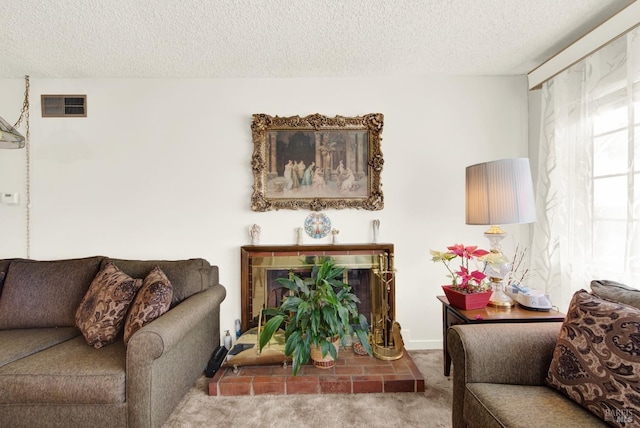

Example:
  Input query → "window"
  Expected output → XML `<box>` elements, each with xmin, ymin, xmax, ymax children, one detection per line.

<box><xmin>591</xmin><ymin>84</ymin><xmax>640</xmax><ymax>281</ymax></box>
<box><xmin>531</xmin><ymin>28</ymin><xmax>640</xmax><ymax>304</ymax></box>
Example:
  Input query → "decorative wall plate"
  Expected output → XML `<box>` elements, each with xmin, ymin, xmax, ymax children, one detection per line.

<box><xmin>304</xmin><ymin>213</ymin><xmax>332</xmax><ymax>239</ymax></box>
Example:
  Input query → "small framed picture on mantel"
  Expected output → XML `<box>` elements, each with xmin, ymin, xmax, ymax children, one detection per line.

<box><xmin>250</xmin><ymin>113</ymin><xmax>385</xmax><ymax>212</ymax></box>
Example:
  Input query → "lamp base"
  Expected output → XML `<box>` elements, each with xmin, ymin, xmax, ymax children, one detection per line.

<box><xmin>482</xmin><ymin>226</ymin><xmax>513</xmax><ymax>308</ymax></box>
<box><xmin>484</xmin><ymin>225</ymin><xmax>507</xmax><ymax>253</ymax></box>
<box><xmin>488</xmin><ymin>282</ymin><xmax>514</xmax><ymax>308</ymax></box>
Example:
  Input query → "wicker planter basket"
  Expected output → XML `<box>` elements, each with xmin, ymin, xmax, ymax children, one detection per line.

<box><xmin>310</xmin><ymin>338</ymin><xmax>340</xmax><ymax>369</ymax></box>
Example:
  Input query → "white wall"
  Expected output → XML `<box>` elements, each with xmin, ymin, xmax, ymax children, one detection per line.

<box><xmin>0</xmin><ymin>75</ymin><xmax>529</xmax><ymax>349</ymax></box>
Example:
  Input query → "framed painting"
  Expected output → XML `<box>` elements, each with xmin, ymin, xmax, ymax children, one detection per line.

<box><xmin>250</xmin><ymin>113</ymin><xmax>385</xmax><ymax>211</ymax></box>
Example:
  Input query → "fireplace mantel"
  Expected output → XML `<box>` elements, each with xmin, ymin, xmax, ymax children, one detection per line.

<box><xmin>240</xmin><ymin>243</ymin><xmax>395</xmax><ymax>333</ymax></box>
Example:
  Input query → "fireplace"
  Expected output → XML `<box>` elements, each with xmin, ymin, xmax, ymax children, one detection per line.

<box><xmin>208</xmin><ymin>244</ymin><xmax>419</xmax><ymax>397</ymax></box>
<box><xmin>240</xmin><ymin>244</ymin><xmax>401</xmax><ymax>361</ymax></box>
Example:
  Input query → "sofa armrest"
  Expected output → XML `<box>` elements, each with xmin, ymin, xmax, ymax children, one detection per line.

<box><xmin>126</xmin><ymin>283</ymin><xmax>226</xmax><ymax>428</ymax></box>
<box><xmin>447</xmin><ymin>322</ymin><xmax>562</xmax><ymax>428</ymax></box>
<box><xmin>448</xmin><ymin>322</ymin><xmax>562</xmax><ymax>384</ymax></box>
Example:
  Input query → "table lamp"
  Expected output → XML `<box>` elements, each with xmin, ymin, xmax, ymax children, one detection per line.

<box><xmin>465</xmin><ymin>158</ymin><xmax>536</xmax><ymax>308</ymax></box>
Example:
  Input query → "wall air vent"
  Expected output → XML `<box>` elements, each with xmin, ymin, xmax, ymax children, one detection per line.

<box><xmin>41</xmin><ymin>95</ymin><xmax>87</xmax><ymax>117</ymax></box>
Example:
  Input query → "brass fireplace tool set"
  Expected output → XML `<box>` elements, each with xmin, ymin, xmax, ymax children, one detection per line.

<box><xmin>371</xmin><ymin>253</ymin><xmax>403</xmax><ymax>360</ymax></box>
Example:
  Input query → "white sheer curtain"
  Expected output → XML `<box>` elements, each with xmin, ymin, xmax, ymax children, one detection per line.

<box><xmin>532</xmin><ymin>27</ymin><xmax>640</xmax><ymax>309</ymax></box>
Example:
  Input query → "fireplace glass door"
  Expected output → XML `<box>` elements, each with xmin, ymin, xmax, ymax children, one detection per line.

<box><xmin>240</xmin><ymin>244</ymin><xmax>394</xmax><ymax>333</ymax></box>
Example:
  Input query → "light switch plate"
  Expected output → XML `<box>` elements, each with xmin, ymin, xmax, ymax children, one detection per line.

<box><xmin>1</xmin><ymin>193</ymin><xmax>20</xmax><ymax>204</ymax></box>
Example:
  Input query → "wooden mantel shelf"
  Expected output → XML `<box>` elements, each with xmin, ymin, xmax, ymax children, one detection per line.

<box><xmin>241</xmin><ymin>243</ymin><xmax>394</xmax><ymax>253</ymax></box>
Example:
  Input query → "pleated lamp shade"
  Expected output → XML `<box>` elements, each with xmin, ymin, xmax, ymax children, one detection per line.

<box><xmin>0</xmin><ymin>115</ymin><xmax>25</xmax><ymax>149</ymax></box>
<box><xmin>465</xmin><ymin>158</ymin><xmax>536</xmax><ymax>226</ymax></box>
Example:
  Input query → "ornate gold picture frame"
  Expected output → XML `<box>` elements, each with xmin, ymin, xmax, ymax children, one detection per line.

<box><xmin>250</xmin><ymin>113</ymin><xmax>384</xmax><ymax>211</ymax></box>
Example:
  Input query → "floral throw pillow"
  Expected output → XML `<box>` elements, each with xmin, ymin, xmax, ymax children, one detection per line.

<box><xmin>75</xmin><ymin>262</ymin><xmax>142</xmax><ymax>348</ymax></box>
<box><xmin>123</xmin><ymin>266</ymin><xmax>173</xmax><ymax>345</ymax></box>
<box><xmin>546</xmin><ymin>289</ymin><xmax>640</xmax><ymax>427</ymax></box>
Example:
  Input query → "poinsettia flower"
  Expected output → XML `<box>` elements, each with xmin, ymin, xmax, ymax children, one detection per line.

<box><xmin>432</xmin><ymin>243</ymin><xmax>495</xmax><ymax>293</ymax></box>
<box><xmin>455</xmin><ymin>266</ymin><xmax>471</xmax><ymax>287</ymax></box>
<box><xmin>467</xmin><ymin>247</ymin><xmax>490</xmax><ymax>258</ymax></box>
<box><xmin>447</xmin><ymin>244</ymin><xmax>466</xmax><ymax>257</ymax></box>
<box><xmin>447</xmin><ymin>244</ymin><xmax>489</xmax><ymax>259</ymax></box>
<box><xmin>470</xmin><ymin>270</ymin><xmax>487</xmax><ymax>281</ymax></box>
<box><xmin>455</xmin><ymin>266</ymin><xmax>487</xmax><ymax>288</ymax></box>
<box><xmin>430</xmin><ymin>249</ymin><xmax>457</xmax><ymax>262</ymax></box>
<box><xmin>480</xmin><ymin>252</ymin><xmax>509</xmax><ymax>267</ymax></box>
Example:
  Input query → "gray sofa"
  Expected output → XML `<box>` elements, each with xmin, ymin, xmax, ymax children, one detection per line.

<box><xmin>447</xmin><ymin>280</ymin><xmax>640</xmax><ymax>428</ymax></box>
<box><xmin>0</xmin><ymin>256</ymin><xmax>226</xmax><ymax>428</ymax></box>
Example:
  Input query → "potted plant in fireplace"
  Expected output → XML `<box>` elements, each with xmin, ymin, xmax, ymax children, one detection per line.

<box><xmin>258</xmin><ymin>259</ymin><xmax>372</xmax><ymax>375</ymax></box>
<box><xmin>430</xmin><ymin>244</ymin><xmax>507</xmax><ymax>310</ymax></box>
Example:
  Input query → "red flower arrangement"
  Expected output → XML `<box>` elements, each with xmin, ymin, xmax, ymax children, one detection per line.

<box><xmin>430</xmin><ymin>244</ymin><xmax>492</xmax><ymax>293</ymax></box>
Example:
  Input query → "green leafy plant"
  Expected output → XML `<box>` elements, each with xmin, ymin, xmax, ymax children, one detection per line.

<box><xmin>258</xmin><ymin>259</ymin><xmax>372</xmax><ymax>375</ymax></box>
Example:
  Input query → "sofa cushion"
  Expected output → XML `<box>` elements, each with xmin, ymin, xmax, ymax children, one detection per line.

<box><xmin>0</xmin><ymin>259</ymin><xmax>12</xmax><ymax>296</ymax></box>
<box><xmin>123</xmin><ymin>266</ymin><xmax>173</xmax><ymax>345</ymax></box>
<box><xmin>104</xmin><ymin>258</ymin><xmax>210</xmax><ymax>307</ymax></box>
<box><xmin>465</xmin><ymin>383</ymin><xmax>604</xmax><ymax>428</ymax></box>
<box><xmin>76</xmin><ymin>262</ymin><xmax>142</xmax><ymax>348</ymax></box>
<box><xmin>0</xmin><ymin>327</ymin><xmax>80</xmax><ymax>367</ymax></box>
<box><xmin>0</xmin><ymin>257</ymin><xmax>103</xmax><ymax>329</ymax></box>
<box><xmin>590</xmin><ymin>279</ymin><xmax>640</xmax><ymax>310</ymax></box>
<box><xmin>546</xmin><ymin>290</ymin><xmax>640</xmax><ymax>427</ymax></box>
<box><xmin>0</xmin><ymin>336</ymin><xmax>126</xmax><ymax>405</ymax></box>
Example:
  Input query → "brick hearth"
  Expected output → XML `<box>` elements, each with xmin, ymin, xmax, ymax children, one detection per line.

<box><xmin>208</xmin><ymin>348</ymin><xmax>424</xmax><ymax>396</ymax></box>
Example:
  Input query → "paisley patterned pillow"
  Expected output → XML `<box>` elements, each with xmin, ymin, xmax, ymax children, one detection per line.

<box><xmin>75</xmin><ymin>262</ymin><xmax>142</xmax><ymax>348</ymax></box>
<box><xmin>546</xmin><ymin>290</ymin><xmax>640</xmax><ymax>427</ymax></box>
<box><xmin>123</xmin><ymin>266</ymin><xmax>173</xmax><ymax>345</ymax></box>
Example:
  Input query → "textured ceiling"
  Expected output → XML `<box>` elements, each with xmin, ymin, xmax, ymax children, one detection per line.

<box><xmin>2</xmin><ymin>0</ymin><xmax>636</xmax><ymax>79</ymax></box>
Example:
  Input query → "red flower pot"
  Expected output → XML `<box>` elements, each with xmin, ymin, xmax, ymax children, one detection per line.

<box><xmin>442</xmin><ymin>285</ymin><xmax>492</xmax><ymax>310</ymax></box>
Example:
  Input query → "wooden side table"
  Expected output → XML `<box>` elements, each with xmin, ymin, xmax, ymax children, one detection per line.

<box><xmin>438</xmin><ymin>295</ymin><xmax>565</xmax><ymax>376</ymax></box>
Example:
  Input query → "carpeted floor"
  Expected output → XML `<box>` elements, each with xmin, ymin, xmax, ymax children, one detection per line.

<box><xmin>163</xmin><ymin>350</ymin><xmax>452</xmax><ymax>428</ymax></box>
